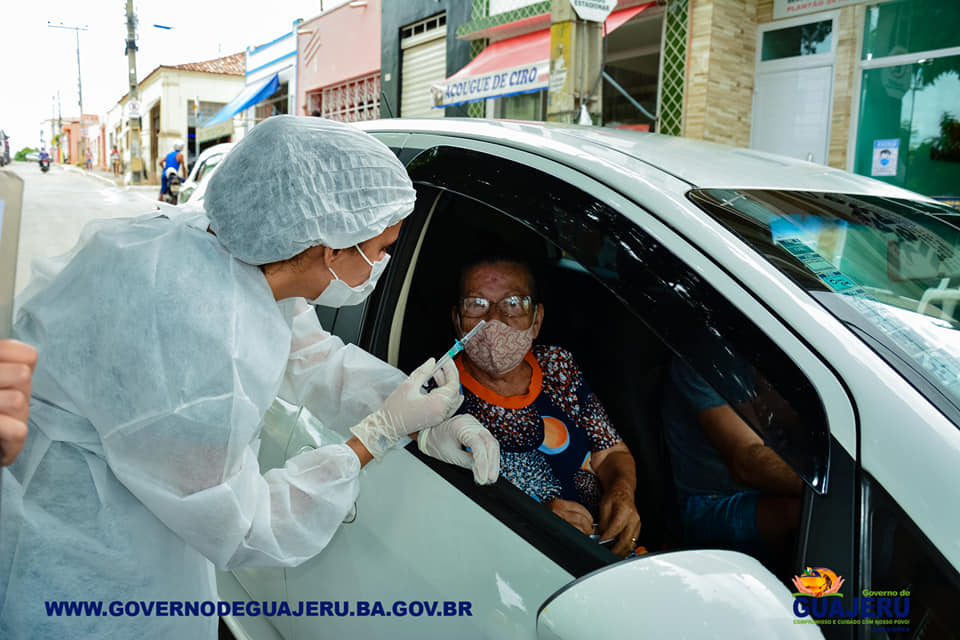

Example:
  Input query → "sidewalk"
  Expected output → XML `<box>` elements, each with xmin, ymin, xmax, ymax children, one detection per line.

<box><xmin>63</xmin><ymin>164</ymin><xmax>158</xmax><ymax>192</ymax></box>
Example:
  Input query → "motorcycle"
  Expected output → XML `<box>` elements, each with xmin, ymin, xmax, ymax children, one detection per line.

<box><xmin>39</xmin><ymin>157</ymin><xmax>51</xmax><ymax>172</ymax></box>
<box><xmin>162</xmin><ymin>167</ymin><xmax>182</xmax><ymax>205</ymax></box>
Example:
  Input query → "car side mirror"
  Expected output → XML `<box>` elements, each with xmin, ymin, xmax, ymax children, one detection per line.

<box><xmin>537</xmin><ymin>549</ymin><xmax>823</xmax><ymax>639</ymax></box>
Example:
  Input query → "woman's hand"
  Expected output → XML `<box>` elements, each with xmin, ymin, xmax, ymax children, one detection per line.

<box><xmin>546</xmin><ymin>497</ymin><xmax>594</xmax><ymax>535</ymax></box>
<box><xmin>597</xmin><ymin>487</ymin><xmax>643</xmax><ymax>558</ymax></box>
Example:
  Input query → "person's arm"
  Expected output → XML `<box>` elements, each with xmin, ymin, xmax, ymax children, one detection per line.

<box><xmin>591</xmin><ymin>442</ymin><xmax>642</xmax><ymax>557</ymax></box>
<box><xmin>697</xmin><ymin>404</ymin><xmax>803</xmax><ymax>496</ymax></box>
<box><xmin>277</xmin><ymin>298</ymin><xmax>406</xmax><ymax>434</ymax></box>
<box><xmin>345</xmin><ymin>437</ymin><xmax>374</xmax><ymax>466</ymax></box>
<box><xmin>178</xmin><ymin>152</ymin><xmax>186</xmax><ymax>178</ymax></box>
<box><xmin>554</xmin><ymin>347</ymin><xmax>642</xmax><ymax>555</ymax></box>
<box><xmin>0</xmin><ymin>340</ymin><xmax>38</xmax><ymax>465</ymax></box>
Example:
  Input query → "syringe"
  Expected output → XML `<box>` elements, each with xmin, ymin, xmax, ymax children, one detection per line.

<box><xmin>422</xmin><ymin>320</ymin><xmax>487</xmax><ymax>391</ymax></box>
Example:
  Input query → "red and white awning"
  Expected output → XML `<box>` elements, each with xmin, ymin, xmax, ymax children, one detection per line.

<box><xmin>431</xmin><ymin>4</ymin><xmax>651</xmax><ymax>109</ymax></box>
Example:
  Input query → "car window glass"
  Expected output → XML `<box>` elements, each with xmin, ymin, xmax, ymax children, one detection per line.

<box><xmin>403</xmin><ymin>145</ymin><xmax>830</xmax><ymax>493</ymax></box>
<box><xmin>689</xmin><ymin>189</ymin><xmax>960</xmax><ymax>427</ymax></box>
<box><xmin>864</xmin><ymin>474</ymin><xmax>960</xmax><ymax>639</ymax></box>
<box><xmin>196</xmin><ymin>154</ymin><xmax>223</xmax><ymax>182</ymax></box>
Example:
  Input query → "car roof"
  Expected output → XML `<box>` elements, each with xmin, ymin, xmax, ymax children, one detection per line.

<box><xmin>358</xmin><ymin>118</ymin><xmax>930</xmax><ymax>202</ymax></box>
<box><xmin>195</xmin><ymin>143</ymin><xmax>234</xmax><ymax>162</ymax></box>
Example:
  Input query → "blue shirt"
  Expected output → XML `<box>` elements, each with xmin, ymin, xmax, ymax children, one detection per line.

<box><xmin>662</xmin><ymin>357</ymin><xmax>755</xmax><ymax>498</ymax></box>
<box><xmin>164</xmin><ymin>150</ymin><xmax>181</xmax><ymax>173</ymax></box>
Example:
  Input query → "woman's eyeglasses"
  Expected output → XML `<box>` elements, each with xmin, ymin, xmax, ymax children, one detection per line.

<box><xmin>459</xmin><ymin>295</ymin><xmax>533</xmax><ymax>318</ymax></box>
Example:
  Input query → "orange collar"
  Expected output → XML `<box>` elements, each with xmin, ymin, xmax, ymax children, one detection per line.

<box><xmin>456</xmin><ymin>351</ymin><xmax>542</xmax><ymax>409</ymax></box>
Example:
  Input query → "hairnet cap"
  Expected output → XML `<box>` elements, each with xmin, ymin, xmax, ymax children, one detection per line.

<box><xmin>203</xmin><ymin>115</ymin><xmax>416</xmax><ymax>264</ymax></box>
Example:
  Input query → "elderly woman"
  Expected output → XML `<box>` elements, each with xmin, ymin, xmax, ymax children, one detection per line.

<box><xmin>436</xmin><ymin>255</ymin><xmax>643</xmax><ymax>557</ymax></box>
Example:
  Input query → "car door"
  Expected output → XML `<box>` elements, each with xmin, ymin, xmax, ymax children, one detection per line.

<box><xmin>265</xmin><ymin>131</ymin><xmax>865</xmax><ymax>638</ymax></box>
<box><xmin>681</xmin><ymin>187</ymin><xmax>960</xmax><ymax>639</ymax></box>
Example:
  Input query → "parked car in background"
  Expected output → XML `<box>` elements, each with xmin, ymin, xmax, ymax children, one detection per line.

<box><xmin>219</xmin><ymin>119</ymin><xmax>960</xmax><ymax>640</ymax></box>
<box><xmin>24</xmin><ymin>151</ymin><xmax>40</xmax><ymax>162</ymax></box>
<box><xmin>179</xmin><ymin>143</ymin><xmax>234</xmax><ymax>204</ymax></box>
<box><xmin>0</xmin><ymin>130</ymin><xmax>10</xmax><ymax>166</ymax></box>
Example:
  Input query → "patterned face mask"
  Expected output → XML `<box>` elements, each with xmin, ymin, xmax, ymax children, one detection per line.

<box><xmin>463</xmin><ymin>309</ymin><xmax>537</xmax><ymax>376</ymax></box>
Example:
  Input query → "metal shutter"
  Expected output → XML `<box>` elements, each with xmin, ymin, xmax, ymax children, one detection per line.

<box><xmin>400</xmin><ymin>21</ymin><xmax>447</xmax><ymax>118</ymax></box>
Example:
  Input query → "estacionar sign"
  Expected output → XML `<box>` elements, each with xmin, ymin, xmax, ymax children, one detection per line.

<box><xmin>571</xmin><ymin>0</ymin><xmax>618</xmax><ymax>22</ymax></box>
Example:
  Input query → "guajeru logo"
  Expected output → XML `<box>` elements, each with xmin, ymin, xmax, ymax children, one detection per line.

<box><xmin>792</xmin><ymin>567</ymin><xmax>843</xmax><ymax>597</ymax></box>
<box><xmin>792</xmin><ymin>567</ymin><xmax>910</xmax><ymax>621</ymax></box>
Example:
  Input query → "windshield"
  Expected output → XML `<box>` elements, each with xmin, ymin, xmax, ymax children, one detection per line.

<box><xmin>688</xmin><ymin>189</ymin><xmax>960</xmax><ymax>424</ymax></box>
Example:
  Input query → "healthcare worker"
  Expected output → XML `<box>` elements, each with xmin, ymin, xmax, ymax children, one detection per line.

<box><xmin>0</xmin><ymin>116</ymin><xmax>499</xmax><ymax>639</ymax></box>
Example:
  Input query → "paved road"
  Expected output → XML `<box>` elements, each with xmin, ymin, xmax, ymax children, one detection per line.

<box><xmin>6</xmin><ymin>161</ymin><xmax>164</xmax><ymax>295</ymax></box>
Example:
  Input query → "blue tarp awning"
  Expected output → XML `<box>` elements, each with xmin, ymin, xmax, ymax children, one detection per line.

<box><xmin>200</xmin><ymin>73</ymin><xmax>280</xmax><ymax>128</ymax></box>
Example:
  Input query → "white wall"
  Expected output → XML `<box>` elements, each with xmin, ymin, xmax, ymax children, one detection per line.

<box><xmin>138</xmin><ymin>69</ymin><xmax>244</xmax><ymax>176</ymax></box>
<box><xmin>489</xmin><ymin>0</ymin><xmax>541</xmax><ymax>17</ymax></box>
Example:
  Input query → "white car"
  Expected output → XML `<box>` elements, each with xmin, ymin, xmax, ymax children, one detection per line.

<box><xmin>179</xmin><ymin>142</ymin><xmax>234</xmax><ymax>204</ymax></box>
<box><xmin>219</xmin><ymin>119</ymin><xmax>960</xmax><ymax>640</ymax></box>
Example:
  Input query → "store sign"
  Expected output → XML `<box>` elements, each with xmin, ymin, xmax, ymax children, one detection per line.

<box><xmin>773</xmin><ymin>0</ymin><xmax>870</xmax><ymax>19</ymax></box>
<box><xmin>431</xmin><ymin>61</ymin><xmax>550</xmax><ymax>108</ymax></box>
<box><xmin>571</xmin><ymin>0</ymin><xmax>618</xmax><ymax>22</ymax></box>
<box><xmin>197</xmin><ymin>120</ymin><xmax>234</xmax><ymax>144</ymax></box>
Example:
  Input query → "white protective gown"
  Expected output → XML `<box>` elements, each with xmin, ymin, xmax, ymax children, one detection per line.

<box><xmin>0</xmin><ymin>212</ymin><xmax>405</xmax><ymax>639</ymax></box>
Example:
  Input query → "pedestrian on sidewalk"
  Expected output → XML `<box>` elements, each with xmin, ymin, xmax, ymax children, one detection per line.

<box><xmin>110</xmin><ymin>146</ymin><xmax>120</xmax><ymax>176</ymax></box>
<box><xmin>85</xmin><ymin>148</ymin><xmax>93</xmax><ymax>170</ymax></box>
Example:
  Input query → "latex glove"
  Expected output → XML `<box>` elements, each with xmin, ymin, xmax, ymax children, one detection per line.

<box><xmin>350</xmin><ymin>357</ymin><xmax>462</xmax><ymax>459</ymax></box>
<box><xmin>418</xmin><ymin>414</ymin><xmax>500</xmax><ymax>485</ymax></box>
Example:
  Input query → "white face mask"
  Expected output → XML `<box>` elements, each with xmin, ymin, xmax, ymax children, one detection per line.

<box><xmin>308</xmin><ymin>244</ymin><xmax>390</xmax><ymax>308</ymax></box>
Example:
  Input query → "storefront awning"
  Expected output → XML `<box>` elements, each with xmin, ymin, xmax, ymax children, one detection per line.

<box><xmin>431</xmin><ymin>4</ymin><xmax>651</xmax><ymax>109</ymax></box>
<box><xmin>199</xmin><ymin>73</ymin><xmax>280</xmax><ymax>129</ymax></box>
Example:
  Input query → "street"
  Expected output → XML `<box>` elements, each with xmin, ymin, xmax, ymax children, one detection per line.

<box><xmin>6</xmin><ymin>160</ymin><xmax>163</xmax><ymax>295</ymax></box>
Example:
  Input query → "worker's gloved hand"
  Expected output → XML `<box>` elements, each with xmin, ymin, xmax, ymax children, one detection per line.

<box><xmin>418</xmin><ymin>414</ymin><xmax>500</xmax><ymax>485</ymax></box>
<box><xmin>351</xmin><ymin>357</ymin><xmax>462</xmax><ymax>459</ymax></box>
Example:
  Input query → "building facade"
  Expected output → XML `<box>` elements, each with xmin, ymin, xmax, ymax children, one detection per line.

<box><xmin>384</xmin><ymin>0</ymin><xmax>957</xmax><ymax>201</ymax></box>
<box><xmin>402</xmin><ymin>1</ymin><xmax>661</xmax><ymax>125</ymax></box>
<box><xmin>241</xmin><ymin>22</ymin><xmax>301</xmax><ymax>136</ymax></box>
<box><xmin>197</xmin><ymin>24</ymin><xmax>302</xmax><ymax>146</ymax></box>
<box><xmin>107</xmin><ymin>53</ymin><xmax>245</xmax><ymax>182</ymax></box>
<box><xmin>684</xmin><ymin>0</ymin><xmax>959</xmax><ymax>201</ymax></box>
<box><xmin>380</xmin><ymin>0</ymin><xmax>475</xmax><ymax>119</ymax></box>
<box><xmin>297</xmin><ymin>0</ymin><xmax>384</xmax><ymax>122</ymax></box>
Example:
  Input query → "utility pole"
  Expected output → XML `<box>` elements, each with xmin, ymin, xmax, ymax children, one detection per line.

<box><xmin>48</xmin><ymin>21</ymin><xmax>88</xmax><ymax>163</ymax></box>
<box><xmin>125</xmin><ymin>0</ymin><xmax>143</xmax><ymax>184</ymax></box>
<box><xmin>57</xmin><ymin>90</ymin><xmax>63</xmax><ymax>163</ymax></box>
<box><xmin>546</xmin><ymin>0</ymin><xmax>608</xmax><ymax>125</ymax></box>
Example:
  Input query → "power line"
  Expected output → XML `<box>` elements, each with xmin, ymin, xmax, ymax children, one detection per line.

<box><xmin>47</xmin><ymin>21</ymin><xmax>89</xmax><ymax>161</ymax></box>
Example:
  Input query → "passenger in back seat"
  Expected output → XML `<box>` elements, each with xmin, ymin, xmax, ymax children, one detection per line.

<box><xmin>433</xmin><ymin>254</ymin><xmax>643</xmax><ymax>557</ymax></box>
<box><xmin>662</xmin><ymin>352</ymin><xmax>802</xmax><ymax>563</ymax></box>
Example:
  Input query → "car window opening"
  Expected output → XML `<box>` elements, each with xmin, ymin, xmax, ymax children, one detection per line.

<box><xmin>383</xmin><ymin>169</ymin><xmax>829</xmax><ymax>581</ymax></box>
